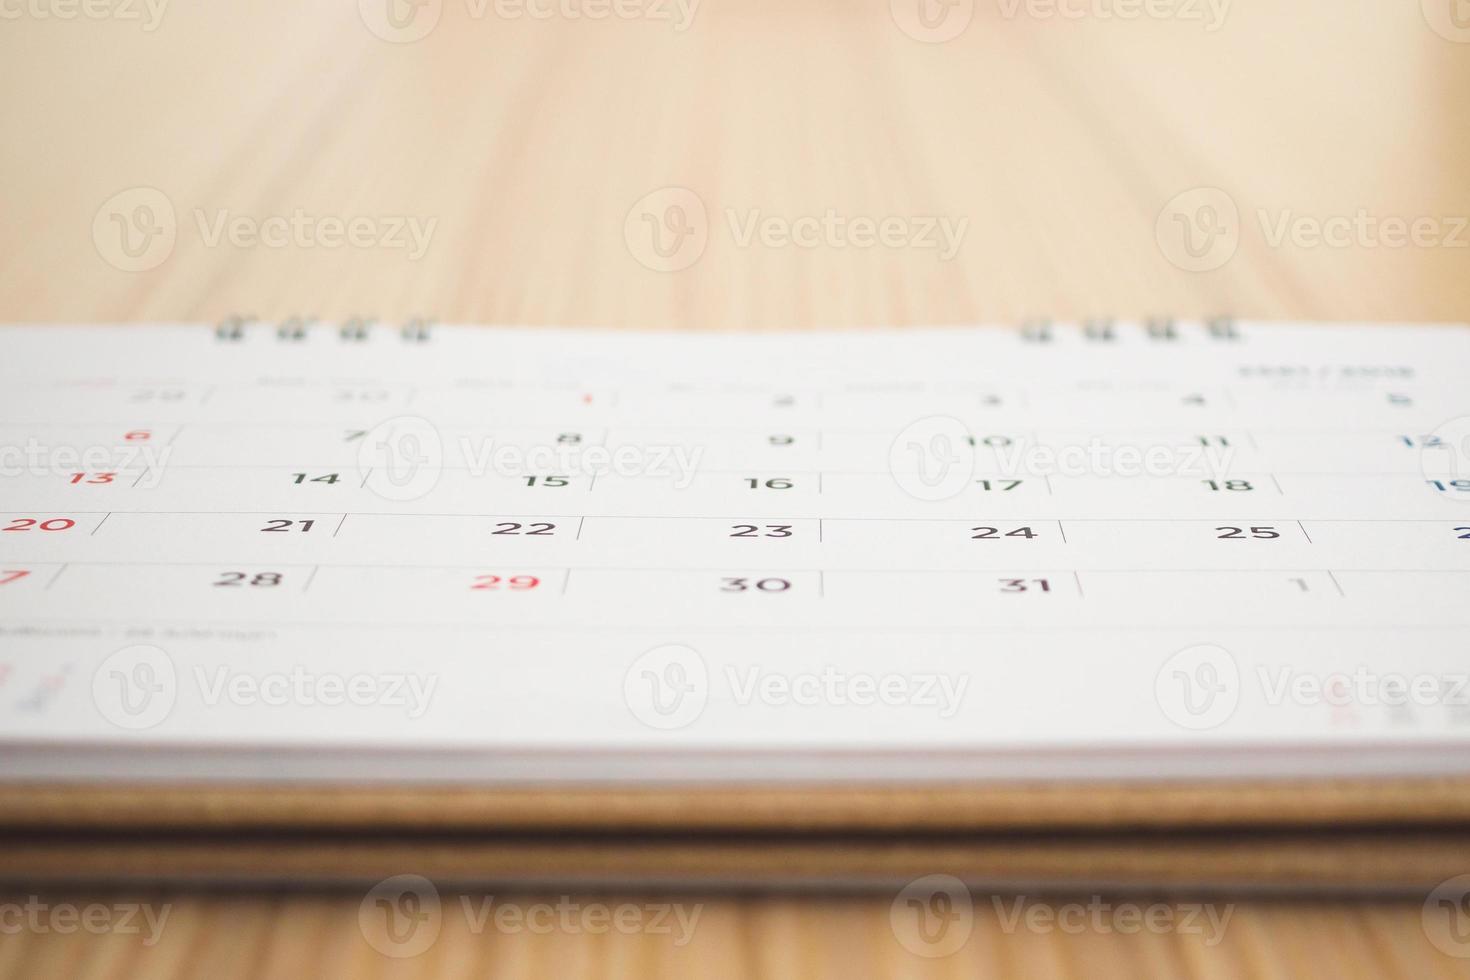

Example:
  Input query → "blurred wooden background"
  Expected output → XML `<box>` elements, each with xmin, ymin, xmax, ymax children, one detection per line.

<box><xmin>0</xmin><ymin>0</ymin><xmax>1466</xmax><ymax>327</ymax></box>
<box><xmin>1</xmin><ymin>0</ymin><xmax>1469</xmax><ymax>976</ymax></box>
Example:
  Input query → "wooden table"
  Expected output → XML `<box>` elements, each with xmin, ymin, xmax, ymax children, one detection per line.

<box><xmin>1</xmin><ymin>0</ymin><xmax>1468</xmax><ymax>976</ymax></box>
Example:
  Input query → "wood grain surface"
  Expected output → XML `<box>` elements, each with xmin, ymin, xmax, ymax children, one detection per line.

<box><xmin>2</xmin><ymin>0</ymin><xmax>1469</xmax><ymax>976</ymax></box>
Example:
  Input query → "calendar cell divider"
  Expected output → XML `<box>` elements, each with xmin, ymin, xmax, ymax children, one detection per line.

<box><xmin>7</xmin><ymin>617</ymin><xmax>1465</xmax><ymax>634</ymax></box>
<box><xmin>89</xmin><ymin>513</ymin><xmax>111</xmax><ymax>536</ymax></box>
<box><xmin>1327</xmin><ymin>570</ymin><xmax>1347</xmax><ymax>596</ymax></box>
<box><xmin>1296</xmin><ymin>520</ymin><xmax>1313</xmax><ymax>543</ymax></box>
<box><xmin>27</xmin><ymin>560</ymin><xmax>1459</xmax><ymax>576</ymax></box>
<box><xmin>9</xmin><ymin>510</ymin><xmax>1466</xmax><ymax>523</ymax></box>
<box><xmin>331</xmin><ymin>515</ymin><xmax>348</xmax><ymax>538</ymax></box>
<box><xmin>42</xmin><ymin>565</ymin><xmax>68</xmax><ymax>591</ymax></box>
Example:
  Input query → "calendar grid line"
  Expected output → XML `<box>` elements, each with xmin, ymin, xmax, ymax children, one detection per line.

<box><xmin>5</xmin><ymin>618</ymin><xmax>1465</xmax><ymax>635</ymax></box>
<box><xmin>5</xmin><ymin>511</ymin><xmax>1467</xmax><ymax>524</ymax></box>
<box><xmin>7</xmin><ymin>559</ymin><xmax>1466</xmax><ymax>574</ymax></box>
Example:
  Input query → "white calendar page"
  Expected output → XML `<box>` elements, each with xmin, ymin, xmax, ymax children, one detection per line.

<box><xmin>1</xmin><ymin>321</ymin><xmax>1468</xmax><ymax>784</ymax></box>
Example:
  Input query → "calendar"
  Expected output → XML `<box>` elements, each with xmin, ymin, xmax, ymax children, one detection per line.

<box><xmin>1</xmin><ymin>320</ymin><xmax>1468</xmax><ymax>785</ymax></box>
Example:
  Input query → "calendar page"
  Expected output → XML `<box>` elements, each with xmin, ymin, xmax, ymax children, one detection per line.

<box><xmin>1</xmin><ymin>320</ymin><xmax>1467</xmax><ymax>784</ymax></box>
